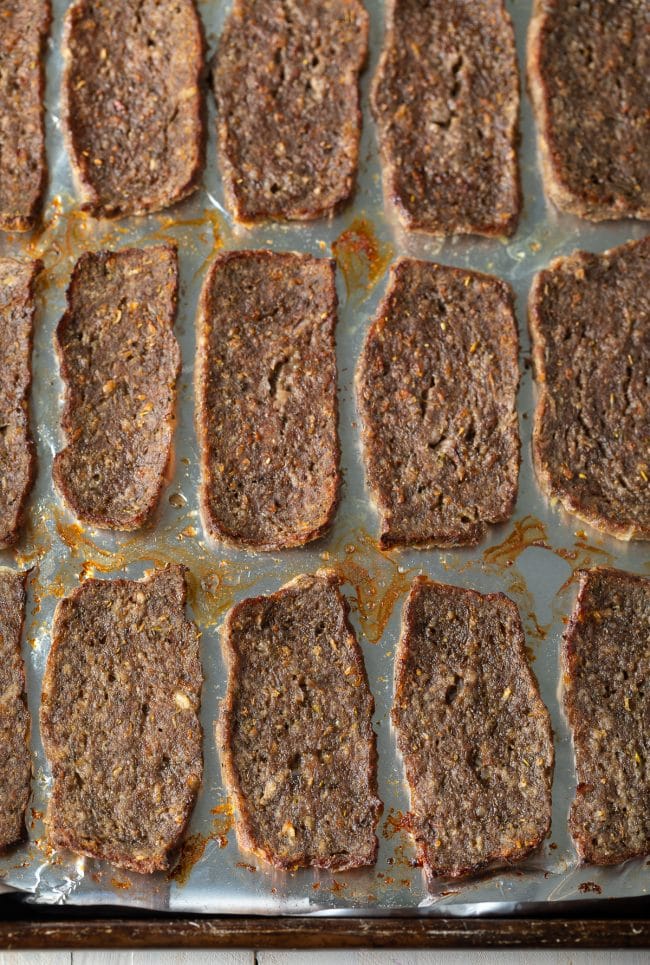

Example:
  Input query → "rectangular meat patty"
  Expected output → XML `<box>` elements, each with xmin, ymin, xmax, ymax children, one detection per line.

<box><xmin>212</xmin><ymin>0</ymin><xmax>369</xmax><ymax>223</ymax></box>
<box><xmin>62</xmin><ymin>0</ymin><xmax>205</xmax><ymax>218</ymax></box>
<box><xmin>218</xmin><ymin>573</ymin><xmax>382</xmax><ymax>870</ymax></box>
<box><xmin>528</xmin><ymin>0</ymin><xmax>649</xmax><ymax>221</ymax></box>
<box><xmin>529</xmin><ymin>236</ymin><xmax>649</xmax><ymax>541</ymax></box>
<box><xmin>0</xmin><ymin>569</ymin><xmax>31</xmax><ymax>851</ymax></box>
<box><xmin>0</xmin><ymin>0</ymin><xmax>50</xmax><ymax>232</ymax></box>
<box><xmin>41</xmin><ymin>566</ymin><xmax>202</xmax><ymax>874</ymax></box>
<box><xmin>393</xmin><ymin>578</ymin><xmax>554</xmax><ymax>880</ymax></box>
<box><xmin>0</xmin><ymin>258</ymin><xmax>40</xmax><ymax>548</ymax></box>
<box><xmin>563</xmin><ymin>567</ymin><xmax>649</xmax><ymax>865</ymax></box>
<box><xmin>371</xmin><ymin>0</ymin><xmax>520</xmax><ymax>236</ymax></box>
<box><xmin>196</xmin><ymin>250</ymin><xmax>341</xmax><ymax>550</ymax></box>
<box><xmin>356</xmin><ymin>258</ymin><xmax>520</xmax><ymax>548</ymax></box>
<box><xmin>53</xmin><ymin>245</ymin><xmax>180</xmax><ymax>531</ymax></box>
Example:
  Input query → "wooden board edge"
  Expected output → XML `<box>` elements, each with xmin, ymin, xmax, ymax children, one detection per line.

<box><xmin>0</xmin><ymin>916</ymin><xmax>649</xmax><ymax>949</ymax></box>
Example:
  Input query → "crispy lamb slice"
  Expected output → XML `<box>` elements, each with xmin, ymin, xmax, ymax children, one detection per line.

<box><xmin>196</xmin><ymin>250</ymin><xmax>341</xmax><ymax>550</ymax></box>
<box><xmin>371</xmin><ymin>0</ymin><xmax>520</xmax><ymax>237</ymax></box>
<box><xmin>0</xmin><ymin>258</ymin><xmax>40</xmax><ymax>548</ymax></box>
<box><xmin>528</xmin><ymin>0</ymin><xmax>650</xmax><ymax>221</ymax></box>
<box><xmin>219</xmin><ymin>573</ymin><xmax>382</xmax><ymax>870</ymax></box>
<box><xmin>212</xmin><ymin>0</ymin><xmax>369</xmax><ymax>223</ymax></box>
<box><xmin>529</xmin><ymin>236</ymin><xmax>649</xmax><ymax>541</ymax></box>
<box><xmin>393</xmin><ymin>578</ymin><xmax>554</xmax><ymax>881</ymax></box>
<box><xmin>356</xmin><ymin>258</ymin><xmax>520</xmax><ymax>548</ymax></box>
<box><xmin>0</xmin><ymin>0</ymin><xmax>50</xmax><ymax>232</ymax></box>
<box><xmin>62</xmin><ymin>0</ymin><xmax>205</xmax><ymax>218</ymax></box>
<box><xmin>0</xmin><ymin>569</ymin><xmax>31</xmax><ymax>851</ymax></box>
<box><xmin>53</xmin><ymin>245</ymin><xmax>180</xmax><ymax>530</ymax></box>
<box><xmin>41</xmin><ymin>566</ymin><xmax>202</xmax><ymax>874</ymax></box>
<box><xmin>563</xmin><ymin>567</ymin><xmax>650</xmax><ymax>866</ymax></box>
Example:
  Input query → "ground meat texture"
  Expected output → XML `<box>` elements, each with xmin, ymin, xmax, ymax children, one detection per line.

<box><xmin>371</xmin><ymin>0</ymin><xmax>520</xmax><ymax>237</ymax></box>
<box><xmin>564</xmin><ymin>567</ymin><xmax>649</xmax><ymax>865</ymax></box>
<box><xmin>0</xmin><ymin>259</ymin><xmax>40</xmax><ymax>548</ymax></box>
<box><xmin>0</xmin><ymin>570</ymin><xmax>31</xmax><ymax>851</ymax></box>
<box><xmin>529</xmin><ymin>236</ymin><xmax>649</xmax><ymax>541</ymax></box>
<box><xmin>393</xmin><ymin>578</ymin><xmax>554</xmax><ymax>881</ymax></box>
<box><xmin>196</xmin><ymin>251</ymin><xmax>341</xmax><ymax>550</ymax></box>
<box><xmin>0</xmin><ymin>0</ymin><xmax>50</xmax><ymax>232</ymax></box>
<box><xmin>219</xmin><ymin>573</ymin><xmax>381</xmax><ymax>871</ymax></box>
<box><xmin>528</xmin><ymin>0</ymin><xmax>650</xmax><ymax>221</ymax></box>
<box><xmin>213</xmin><ymin>0</ymin><xmax>369</xmax><ymax>223</ymax></box>
<box><xmin>41</xmin><ymin>566</ymin><xmax>202</xmax><ymax>874</ymax></box>
<box><xmin>62</xmin><ymin>0</ymin><xmax>205</xmax><ymax>219</ymax></box>
<box><xmin>53</xmin><ymin>246</ymin><xmax>180</xmax><ymax>531</ymax></box>
<box><xmin>356</xmin><ymin>258</ymin><xmax>520</xmax><ymax>549</ymax></box>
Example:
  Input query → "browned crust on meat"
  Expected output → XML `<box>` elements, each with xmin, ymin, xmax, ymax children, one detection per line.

<box><xmin>213</xmin><ymin>0</ymin><xmax>369</xmax><ymax>224</ymax></box>
<box><xmin>529</xmin><ymin>236</ymin><xmax>649</xmax><ymax>541</ymax></box>
<box><xmin>356</xmin><ymin>258</ymin><xmax>520</xmax><ymax>549</ymax></box>
<box><xmin>62</xmin><ymin>0</ymin><xmax>206</xmax><ymax>219</ymax></box>
<box><xmin>0</xmin><ymin>0</ymin><xmax>51</xmax><ymax>232</ymax></box>
<box><xmin>563</xmin><ymin>567</ymin><xmax>649</xmax><ymax>865</ymax></box>
<box><xmin>218</xmin><ymin>572</ymin><xmax>382</xmax><ymax>871</ymax></box>
<box><xmin>0</xmin><ymin>569</ymin><xmax>31</xmax><ymax>851</ymax></box>
<box><xmin>0</xmin><ymin>258</ymin><xmax>41</xmax><ymax>548</ymax></box>
<box><xmin>196</xmin><ymin>250</ymin><xmax>341</xmax><ymax>551</ymax></box>
<box><xmin>53</xmin><ymin>245</ymin><xmax>180</xmax><ymax>531</ymax></box>
<box><xmin>527</xmin><ymin>0</ymin><xmax>650</xmax><ymax>221</ymax></box>
<box><xmin>371</xmin><ymin>0</ymin><xmax>520</xmax><ymax>237</ymax></box>
<box><xmin>41</xmin><ymin>566</ymin><xmax>202</xmax><ymax>874</ymax></box>
<box><xmin>393</xmin><ymin>577</ymin><xmax>554</xmax><ymax>881</ymax></box>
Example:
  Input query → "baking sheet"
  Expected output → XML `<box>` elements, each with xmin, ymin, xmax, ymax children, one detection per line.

<box><xmin>0</xmin><ymin>0</ymin><xmax>647</xmax><ymax>915</ymax></box>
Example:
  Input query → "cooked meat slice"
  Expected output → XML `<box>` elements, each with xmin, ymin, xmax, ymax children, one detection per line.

<box><xmin>528</xmin><ymin>0</ymin><xmax>650</xmax><ymax>221</ymax></box>
<box><xmin>0</xmin><ymin>0</ymin><xmax>50</xmax><ymax>231</ymax></box>
<box><xmin>564</xmin><ymin>567</ymin><xmax>650</xmax><ymax>866</ymax></box>
<box><xmin>357</xmin><ymin>258</ymin><xmax>519</xmax><ymax>548</ymax></box>
<box><xmin>0</xmin><ymin>258</ymin><xmax>40</xmax><ymax>548</ymax></box>
<box><xmin>0</xmin><ymin>569</ymin><xmax>31</xmax><ymax>850</ymax></box>
<box><xmin>371</xmin><ymin>0</ymin><xmax>520</xmax><ymax>236</ymax></box>
<box><xmin>41</xmin><ymin>566</ymin><xmax>202</xmax><ymax>874</ymax></box>
<box><xmin>62</xmin><ymin>0</ymin><xmax>205</xmax><ymax>218</ymax></box>
<box><xmin>213</xmin><ymin>0</ymin><xmax>368</xmax><ymax>223</ymax></box>
<box><xmin>53</xmin><ymin>245</ymin><xmax>180</xmax><ymax>530</ymax></box>
<box><xmin>393</xmin><ymin>577</ymin><xmax>554</xmax><ymax>880</ymax></box>
<box><xmin>196</xmin><ymin>250</ymin><xmax>340</xmax><ymax>550</ymax></box>
<box><xmin>219</xmin><ymin>573</ymin><xmax>381</xmax><ymax>870</ymax></box>
<box><xmin>529</xmin><ymin>236</ymin><xmax>649</xmax><ymax>540</ymax></box>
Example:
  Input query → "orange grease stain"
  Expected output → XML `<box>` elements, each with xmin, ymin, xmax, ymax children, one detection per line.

<box><xmin>332</xmin><ymin>216</ymin><xmax>393</xmax><ymax>301</ymax></box>
<box><xmin>482</xmin><ymin>516</ymin><xmax>550</xmax><ymax>567</ymax></box>
<box><xmin>169</xmin><ymin>799</ymin><xmax>235</xmax><ymax>886</ymax></box>
<box><xmin>53</xmin><ymin>509</ymin><xmax>256</xmax><ymax>627</ymax></box>
<box><xmin>323</xmin><ymin>530</ymin><xmax>415</xmax><ymax>643</ymax></box>
<box><xmin>110</xmin><ymin>876</ymin><xmax>132</xmax><ymax>891</ymax></box>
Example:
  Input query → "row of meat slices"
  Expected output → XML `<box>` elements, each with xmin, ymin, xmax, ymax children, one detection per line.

<box><xmin>1</xmin><ymin>235</ymin><xmax>647</xmax><ymax>551</ymax></box>
<box><xmin>1</xmin><ymin>0</ymin><xmax>647</xmax><ymax>232</ymax></box>
<box><xmin>1</xmin><ymin>563</ymin><xmax>647</xmax><ymax>879</ymax></box>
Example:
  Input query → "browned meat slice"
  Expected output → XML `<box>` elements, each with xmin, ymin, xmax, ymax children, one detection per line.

<box><xmin>0</xmin><ymin>569</ymin><xmax>31</xmax><ymax>850</ymax></box>
<box><xmin>219</xmin><ymin>573</ymin><xmax>381</xmax><ymax>870</ymax></box>
<box><xmin>41</xmin><ymin>566</ymin><xmax>202</xmax><ymax>874</ymax></box>
<box><xmin>62</xmin><ymin>0</ymin><xmax>205</xmax><ymax>218</ymax></box>
<box><xmin>0</xmin><ymin>258</ymin><xmax>40</xmax><ymax>548</ymax></box>
<box><xmin>53</xmin><ymin>245</ymin><xmax>180</xmax><ymax>530</ymax></box>
<box><xmin>0</xmin><ymin>0</ymin><xmax>50</xmax><ymax>231</ymax></box>
<box><xmin>196</xmin><ymin>250</ymin><xmax>340</xmax><ymax>550</ymax></box>
<box><xmin>564</xmin><ymin>567</ymin><xmax>649</xmax><ymax>865</ymax></box>
<box><xmin>356</xmin><ymin>258</ymin><xmax>519</xmax><ymax>548</ymax></box>
<box><xmin>393</xmin><ymin>577</ymin><xmax>554</xmax><ymax>880</ymax></box>
<box><xmin>528</xmin><ymin>0</ymin><xmax>650</xmax><ymax>221</ymax></box>
<box><xmin>371</xmin><ymin>0</ymin><xmax>520</xmax><ymax>236</ymax></box>
<box><xmin>213</xmin><ymin>0</ymin><xmax>369</xmax><ymax>223</ymax></box>
<box><xmin>529</xmin><ymin>236</ymin><xmax>649</xmax><ymax>540</ymax></box>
